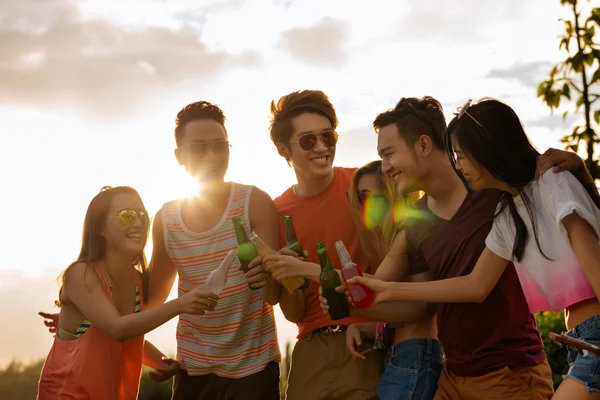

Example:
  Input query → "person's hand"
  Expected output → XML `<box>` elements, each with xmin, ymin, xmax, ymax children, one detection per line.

<box><xmin>318</xmin><ymin>286</ymin><xmax>330</xmax><ymax>316</ymax></box>
<box><xmin>148</xmin><ymin>357</ymin><xmax>180</xmax><ymax>382</ymax></box>
<box><xmin>318</xmin><ymin>283</ymin><xmax>348</xmax><ymax>315</ymax></box>
<box><xmin>346</xmin><ymin>324</ymin><xmax>371</xmax><ymax>360</ymax></box>
<box><xmin>178</xmin><ymin>287</ymin><xmax>218</xmax><ymax>315</ymax></box>
<box><xmin>244</xmin><ymin>255</ymin><xmax>271</xmax><ymax>289</ymax></box>
<box><xmin>536</xmin><ymin>148</ymin><xmax>584</xmax><ymax>179</ymax></box>
<box><xmin>278</xmin><ymin>247</ymin><xmax>309</xmax><ymax>259</ymax></box>
<box><xmin>346</xmin><ymin>276</ymin><xmax>390</xmax><ymax>306</ymax></box>
<box><xmin>263</xmin><ymin>254</ymin><xmax>320</xmax><ymax>281</ymax></box>
<box><xmin>39</xmin><ymin>311</ymin><xmax>59</xmax><ymax>334</ymax></box>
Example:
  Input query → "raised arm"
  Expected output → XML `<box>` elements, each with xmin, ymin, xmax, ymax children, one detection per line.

<box><xmin>148</xmin><ymin>211</ymin><xmax>178</xmax><ymax>309</ymax></box>
<box><xmin>248</xmin><ymin>187</ymin><xmax>282</xmax><ymax>305</ymax></box>
<box><xmin>351</xmin><ymin>271</ymin><xmax>437</xmax><ymax>324</ymax></box>
<box><xmin>349</xmin><ymin>247</ymin><xmax>509</xmax><ymax>305</ymax></box>
<box><xmin>65</xmin><ymin>263</ymin><xmax>217</xmax><ymax>342</ymax></box>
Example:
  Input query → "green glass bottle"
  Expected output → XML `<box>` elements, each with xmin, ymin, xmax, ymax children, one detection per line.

<box><xmin>283</xmin><ymin>215</ymin><xmax>309</xmax><ymax>289</ymax></box>
<box><xmin>316</xmin><ymin>241</ymin><xmax>349</xmax><ymax>320</ymax></box>
<box><xmin>232</xmin><ymin>216</ymin><xmax>259</xmax><ymax>290</ymax></box>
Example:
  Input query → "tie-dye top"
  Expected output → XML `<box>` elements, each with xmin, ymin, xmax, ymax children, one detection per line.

<box><xmin>485</xmin><ymin>170</ymin><xmax>600</xmax><ymax>313</ymax></box>
<box><xmin>161</xmin><ymin>183</ymin><xmax>280</xmax><ymax>378</ymax></box>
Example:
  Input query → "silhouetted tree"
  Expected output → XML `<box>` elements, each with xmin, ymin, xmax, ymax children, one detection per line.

<box><xmin>538</xmin><ymin>0</ymin><xmax>600</xmax><ymax>178</ymax></box>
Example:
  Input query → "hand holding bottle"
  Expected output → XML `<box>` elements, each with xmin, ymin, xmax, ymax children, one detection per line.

<box><xmin>345</xmin><ymin>275</ymin><xmax>390</xmax><ymax>306</ymax></box>
<box><xmin>244</xmin><ymin>256</ymin><xmax>270</xmax><ymax>290</ymax></box>
<box><xmin>177</xmin><ymin>287</ymin><xmax>219</xmax><ymax>315</ymax></box>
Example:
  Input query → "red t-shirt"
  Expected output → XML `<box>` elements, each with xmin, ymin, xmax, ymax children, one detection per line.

<box><xmin>406</xmin><ymin>189</ymin><xmax>546</xmax><ymax>376</ymax></box>
<box><xmin>274</xmin><ymin>167</ymin><xmax>370</xmax><ymax>339</ymax></box>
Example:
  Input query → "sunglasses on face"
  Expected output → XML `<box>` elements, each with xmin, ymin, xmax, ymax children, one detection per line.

<box><xmin>109</xmin><ymin>209</ymin><xmax>151</xmax><ymax>228</ymax></box>
<box><xmin>289</xmin><ymin>129</ymin><xmax>338</xmax><ymax>151</ymax></box>
<box><xmin>179</xmin><ymin>140</ymin><xmax>231</xmax><ymax>157</ymax></box>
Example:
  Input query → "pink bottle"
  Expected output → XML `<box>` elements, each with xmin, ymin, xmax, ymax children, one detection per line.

<box><xmin>335</xmin><ymin>241</ymin><xmax>374</xmax><ymax>309</ymax></box>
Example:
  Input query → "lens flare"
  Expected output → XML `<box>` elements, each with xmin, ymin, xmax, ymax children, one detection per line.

<box><xmin>362</xmin><ymin>193</ymin><xmax>434</xmax><ymax>230</ymax></box>
<box><xmin>362</xmin><ymin>193</ymin><xmax>390</xmax><ymax>230</ymax></box>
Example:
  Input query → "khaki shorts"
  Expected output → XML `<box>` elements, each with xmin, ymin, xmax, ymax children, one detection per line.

<box><xmin>434</xmin><ymin>359</ymin><xmax>554</xmax><ymax>400</ymax></box>
<box><xmin>286</xmin><ymin>327</ymin><xmax>385</xmax><ymax>400</ymax></box>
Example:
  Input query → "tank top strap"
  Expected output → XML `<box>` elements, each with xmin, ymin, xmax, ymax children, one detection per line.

<box><xmin>88</xmin><ymin>262</ymin><xmax>112</xmax><ymax>297</ymax></box>
<box><xmin>226</xmin><ymin>183</ymin><xmax>254</xmax><ymax>228</ymax></box>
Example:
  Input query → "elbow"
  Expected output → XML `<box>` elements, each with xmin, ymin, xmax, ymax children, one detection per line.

<box><xmin>283</xmin><ymin>308</ymin><xmax>305</xmax><ymax>323</ymax></box>
<box><xmin>266</xmin><ymin>297</ymin><xmax>279</xmax><ymax>306</ymax></box>
<box><xmin>473</xmin><ymin>287</ymin><xmax>491</xmax><ymax>303</ymax></box>
<box><xmin>109</xmin><ymin>325</ymin><xmax>130</xmax><ymax>343</ymax></box>
<box><xmin>285</xmin><ymin>314</ymin><xmax>303</xmax><ymax>324</ymax></box>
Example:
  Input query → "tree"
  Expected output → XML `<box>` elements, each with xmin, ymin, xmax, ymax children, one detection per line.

<box><xmin>538</xmin><ymin>0</ymin><xmax>600</xmax><ymax>179</ymax></box>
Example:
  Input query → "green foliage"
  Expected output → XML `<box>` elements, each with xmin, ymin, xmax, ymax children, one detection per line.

<box><xmin>534</xmin><ymin>311</ymin><xmax>569</xmax><ymax>389</ymax></box>
<box><xmin>0</xmin><ymin>358</ymin><xmax>44</xmax><ymax>400</ymax></box>
<box><xmin>137</xmin><ymin>366</ymin><xmax>173</xmax><ymax>400</ymax></box>
<box><xmin>538</xmin><ymin>0</ymin><xmax>600</xmax><ymax>179</ymax></box>
<box><xmin>279</xmin><ymin>341</ymin><xmax>292</xmax><ymax>400</ymax></box>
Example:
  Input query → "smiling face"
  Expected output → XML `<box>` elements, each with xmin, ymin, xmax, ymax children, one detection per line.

<box><xmin>377</xmin><ymin>123</ymin><xmax>421</xmax><ymax>194</ymax></box>
<box><xmin>103</xmin><ymin>192</ymin><xmax>149</xmax><ymax>258</ymax></box>
<box><xmin>277</xmin><ymin>112</ymin><xmax>336</xmax><ymax>181</ymax></box>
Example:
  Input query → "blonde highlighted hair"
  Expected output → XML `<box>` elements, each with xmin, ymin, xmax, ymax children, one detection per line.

<box><xmin>348</xmin><ymin>161</ymin><xmax>421</xmax><ymax>272</ymax></box>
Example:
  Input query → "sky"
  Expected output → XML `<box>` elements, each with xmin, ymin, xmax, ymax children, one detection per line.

<box><xmin>0</xmin><ymin>0</ymin><xmax>595</xmax><ymax>367</ymax></box>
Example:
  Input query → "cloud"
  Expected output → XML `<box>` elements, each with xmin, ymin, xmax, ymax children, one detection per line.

<box><xmin>397</xmin><ymin>0</ymin><xmax>525</xmax><ymax>41</ymax></box>
<box><xmin>526</xmin><ymin>113</ymin><xmax>577</xmax><ymax>130</ymax></box>
<box><xmin>278</xmin><ymin>17</ymin><xmax>349</xmax><ymax>68</ymax></box>
<box><xmin>0</xmin><ymin>0</ymin><xmax>261</xmax><ymax>117</ymax></box>
<box><xmin>486</xmin><ymin>61</ymin><xmax>553</xmax><ymax>89</ymax></box>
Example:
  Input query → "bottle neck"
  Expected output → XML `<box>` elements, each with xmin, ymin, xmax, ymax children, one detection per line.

<box><xmin>284</xmin><ymin>219</ymin><xmax>298</xmax><ymax>243</ymax></box>
<box><xmin>317</xmin><ymin>250</ymin><xmax>332</xmax><ymax>271</ymax></box>
<box><xmin>234</xmin><ymin>220</ymin><xmax>248</xmax><ymax>244</ymax></box>
<box><xmin>336</xmin><ymin>243</ymin><xmax>352</xmax><ymax>266</ymax></box>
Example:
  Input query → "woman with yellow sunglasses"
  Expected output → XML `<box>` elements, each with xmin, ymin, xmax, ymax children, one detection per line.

<box><xmin>38</xmin><ymin>186</ymin><xmax>219</xmax><ymax>400</ymax></box>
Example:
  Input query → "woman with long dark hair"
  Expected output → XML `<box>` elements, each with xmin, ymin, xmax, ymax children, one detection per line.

<box><xmin>345</xmin><ymin>161</ymin><xmax>441</xmax><ymax>400</ymax></box>
<box><xmin>38</xmin><ymin>186</ymin><xmax>219</xmax><ymax>400</ymax></box>
<box><xmin>349</xmin><ymin>98</ymin><xmax>600</xmax><ymax>398</ymax></box>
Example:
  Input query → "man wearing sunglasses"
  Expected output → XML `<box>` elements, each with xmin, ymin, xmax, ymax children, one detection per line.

<box><xmin>147</xmin><ymin>101</ymin><xmax>282</xmax><ymax>400</ymax></box>
<box><xmin>264</xmin><ymin>90</ymin><xmax>385</xmax><ymax>400</ymax></box>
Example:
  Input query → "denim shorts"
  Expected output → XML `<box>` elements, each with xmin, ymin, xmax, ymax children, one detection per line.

<box><xmin>376</xmin><ymin>338</ymin><xmax>444</xmax><ymax>400</ymax></box>
<box><xmin>564</xmin><ymin>314</ymin><xmax>600</xmax><ymax>392</ymax></box>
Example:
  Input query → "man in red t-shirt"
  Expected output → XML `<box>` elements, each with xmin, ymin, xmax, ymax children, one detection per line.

<box><xmin>263</xmin><ymin>90</ymin><xmax>385</xmax><ymax>400</ymax></box>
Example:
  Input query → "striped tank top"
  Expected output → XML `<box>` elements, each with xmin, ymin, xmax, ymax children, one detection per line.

<box><xmin>161</xmin><ymin>183</ymin><xmax>281</xmax><ymax>379</ymax></box>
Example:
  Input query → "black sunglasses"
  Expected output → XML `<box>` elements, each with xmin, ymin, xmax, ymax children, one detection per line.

<box><xmin>179</xmin><ymin>140</ymin><xmax>231</xmax><ymax>157</ymax></box>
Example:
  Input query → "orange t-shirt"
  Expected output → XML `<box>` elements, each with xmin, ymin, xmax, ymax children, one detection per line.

<box><xmin>275</xmin><ymin>167</ymin><xmax>370</xmax><ymax>339</ymax></box>
<box><xmin>38</xmin><ymin>263</ymin><xmax>145</xmax><ymax>400</ymax></box>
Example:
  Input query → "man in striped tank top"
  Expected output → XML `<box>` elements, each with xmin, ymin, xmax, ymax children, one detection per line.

<box><xmin>265</xmin><ymin>90</ymin><xmax>385</xmax><ymax>400</ymax></box>
<box><xmin>148</xmin><ymin>101</ymin><xmax>282</xmax><ymax>400</ymax></box>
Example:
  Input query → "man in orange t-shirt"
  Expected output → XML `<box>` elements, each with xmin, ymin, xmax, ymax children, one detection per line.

<box><xmin>265</xmin><ymin>90</ymin><xmax>384</xmax><ymax>400</ymax></box>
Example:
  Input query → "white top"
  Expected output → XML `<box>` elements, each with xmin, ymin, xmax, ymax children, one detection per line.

<box><xmin>485</xmin><ymin>170</ymin><xmax>600</xmax><ymax>313</ymax></box>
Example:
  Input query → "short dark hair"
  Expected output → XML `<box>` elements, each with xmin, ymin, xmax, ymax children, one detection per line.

<box><xmin>269</xmin><ymin>90</ymin><xmax>338</xmax><ymax>144</ymax></box>
<box><xmin>174</xmin><ymin>101</ymin><xmax>226</xmax><ymax>147</ymax></box>
<box><xmin>373</xmin><ymin>96</ymin><xmax>446</xmax><ymax>150</ymax></box>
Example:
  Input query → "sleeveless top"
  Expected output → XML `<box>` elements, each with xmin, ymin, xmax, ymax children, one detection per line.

<box><xmin>38</xmin><ymin>263</ymin><xmax>145</xmax><ymax>400</ymax></box>
<box><xmin>161</xmin><ymin>183</ymin><xmax>280</xmax><ymax>379</ymax></box>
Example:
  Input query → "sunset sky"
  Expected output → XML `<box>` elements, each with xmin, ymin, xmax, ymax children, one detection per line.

<box><xmin>1</xmin><ymin>0</ymin><xmax>593</xmax><ymax>367</ymax></box>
